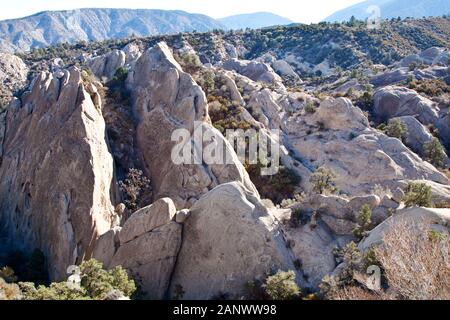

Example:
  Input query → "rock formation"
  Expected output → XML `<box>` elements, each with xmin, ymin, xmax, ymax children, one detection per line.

<box><xmin>285</xmin><ymin>97</ymin><xmax>449</xmax><ymax>197</ymax></box>
<box><xmin>373</xmin><ymin>86</ymin><xmax>439</xmax><ymax>124</ymax></box>
<box><xmin>169</xmin><ymin>182</ymin><xmax>298</xmax><ymax>299</ymax></box>
<box><xmin>126</xmin><ymin>42</ymin><xmax>258</xmax><ymax>208</ymax></box>
<box><xmin>0</xmin><ymin>53</ymin><xmax>28</xmax><ymax>109</ymax></box>
<box><xmin>0</xmin><ymin>68</ymin><xmax>115</xmax><ymax>280</ymax></box>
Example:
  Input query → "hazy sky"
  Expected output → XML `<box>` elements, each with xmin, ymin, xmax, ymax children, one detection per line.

<box><xmin>0</xmin><ymin>0</ymin><xmax>365</xmax><ymax>23</ymax></box>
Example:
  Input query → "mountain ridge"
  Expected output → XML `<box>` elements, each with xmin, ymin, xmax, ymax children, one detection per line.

<box><xmin>219</xmin><ymin>12</ymin><xmax>293</xmax><ymax>30</ymax></box>
<box><xmin>325</xmin><ymin>0</ymin><xmax>450</xmax><ymax>22</ymax></box>
<box><xmin>0</xmin><ymin>8</ymin><xmax>226</xmax><ymax>53</ymax></box>
<box><xmin>0</xmin><ymin>8</ymin><xmax>295</xmax><ymax>53</ymax></box>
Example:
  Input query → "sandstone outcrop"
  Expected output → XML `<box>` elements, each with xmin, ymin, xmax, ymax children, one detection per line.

<box><xmin>399</xmin><ymin>47</ymin><xmax>450</xmax><ymax>68</ymax></box>
<box><xmin>110</xmin><ymin>221</ymin><xmax>182</xmax><ymax>299</ymax></box>
<box><xmin>392</xmin><ymin>116</ymin><xmax>436</xmax><ymax>157</ymax></box>
<box><xmin>0</xmin><ymin>67</ymin><xmax>115</xmax><ymax>280</ymax></box>
<box><xmin>285</xmin><ymin>97</ymin><xmax>449</xmax><ymax>196</ymax></box>
<box><xmin>222</xmin><ymin>58</ymin><xmax>285</xmax><ymax>90</ymax></box>
<box><xmin>126</xmin><ymin>42</ymin><xmax>258</xmax><ymax>208</ymax></box>
<box><xmin>359</xmin><ymin>207</ymin><xmax>450</xmax><ymax>251</ymax></box>
<box><xmin>88</xmin><ymin>49</ymin><xmax>126</xmax><ymax>81</ymax></box>
<box><xmin>118</xmin><ymin>198</ymin><xmax>177</xmax><ymax>245</ymax></box>
<box><xmin>169</xmin><ymin>182</ymin><xmax>299</xmax><ymax>299</ymax></box>
<box><xmin>373</xmin><ymin>86</ymin><xmax>439</xmax><ymax>124</ymax></box>
<box><xmin>0</xmin><ymin>53</ymin><xmax>28</xmax><ymax>108</ymax></box>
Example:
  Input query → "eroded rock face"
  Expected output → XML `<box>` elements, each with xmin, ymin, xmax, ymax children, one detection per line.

<box><xmin>111</xmin><ymin>221</ymin><xmax>182</xmax><ymax>300</ymax></box>
<box><xmin>0</xmin><ymin>68</ymin><xmax>115</xmax><ymax>280</ymax></box>
<box><xmin>393</xmin><ymin>116</ymin><xmax>435</xmax><ymax>157</ymax></box>
<box><xmin>92</xmin><ymin>227</ymin><xmax>121</xmax><ymax>268</ymax></box>
<box><xmin>118</xmin><ymin>198</ymin><xmax>177</xmax><ymax>245</ymax></box>
<box><xmin>126</xmin><ymin>42</ymin><xmax>258</xmax><ymax>208</ymax></box>
<box><xmin>285</xmin><ymin>97</ymin><xmax>449</xmax><ymax>196</ymax></box>
<box><xmin>373</xmin><ymin>86</ymin><xmax>439</xmax><ymax>124</ymax></box>
<box><xmin>359</xmin><ymin>207</ymin><xmax>450</xmax><ymax>251</ymax></box>
<box><xmin>0</xmin><ymin>53</ymin><xmax>28</xmax><ymax>108</ymax></box>
<box><xmin>437</xmin><ymin>114</ymin><xmax>450</xmax><ymax>149</ymax></box>
<box><xmin>222</xmin><ymin>58</ymin><xmax>285</xmax><ymax>90</ymax></box>
<box><xmin>169</xmin><ymin>182</ymin><xmax>298</xmax><ymax>299</ymax></box>
<box><xmin>88</xmin><ymin>49</ymin><xmax>126</xmax><ymax>81</ymax></box>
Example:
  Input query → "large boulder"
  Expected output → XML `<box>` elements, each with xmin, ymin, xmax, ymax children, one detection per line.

<box><xmin>222</xmin><ymin>58</ymin><xmax>285</xmax><ymax>90</ymax></box>
<box><xmin>110</xmin><ymin>221</ymin><xmax>182</xmax><ymax>300</ymax></box>
<box><xmin>169</xmin><ymin>182</ymin><xmax>299</xmax><ymax>299</ymax></box>
<box><xmin>392</xmin><ymin>116</ymin><xmax>435</xmax><ymax>157</ymax></box>
<box><xmin>373</xmin><ymin>86</ymin><xmax>439</xmax><ymax>124</ymax></box>
<box><xmin>126</xmin><ymin>42</ymin><xmax>258</xmax><ymax>208</ymax></box>
<box><xmin>218</xmin><ymin>71</ymin><xmax>245</xmax><ymax>105</ymax></box>
<box><xmin>272</xmin><ymin>60</ymin><xmax>302</xmax><ymax>83</ymax></box>
<box><xmin>0</xmin><ymin>53</ymin><xmax>28</xmax><ymax>109</ymax></box>
<box><xmin>398</xmin><ymin>48</ymin><xmax>449</xmax><ymax>68</ymax></box>
<box><xmin>118</xmin><ymin>198</ymin><xmax>177</xmax><ymax>245</ymax></box>
<box><xmin>285</xmin><ymin>97</ymin><xmax>449</xmax><ymax>196</ymax></box>
<box><xmin>0</xmin><ymin>68</ymin><xmax>115</xmax><ymax>279</ymax></box>
<box><xmin>92</xmin><ymin>227</ymin><xmax>121</xmax><ymax>268</ymax></box>
<box><xmin>283</xmin><ymin>220</ymin><xmax>349</xmax><ymax>289</ymax></box>
<box><xmin>88</xmin><ymin>49</ymin><xmax>126</xmax><ymax>81</ymax></box>
<box><xmin>312</xmin><ymin>98</ymin><xmax>369</xmax><ymax>131</ymax></box>
<box><xmin>371</xmin><ymin>68</ymin><xmax>411</xmax><ymax>87</ymax></box>
<box><xmin>247</xmin><ymin>89</ymin><xmax>283</xmax><ymax>129</ymax></box>
<box><xmin>359</xmin><ymin>207</ymin><xmax>450</xmax><ymax>251</ymax></box>
<box><xmin>122</xmin><ymin>42</ymin><xmax>142</xmax><ymax>65</ymax></box>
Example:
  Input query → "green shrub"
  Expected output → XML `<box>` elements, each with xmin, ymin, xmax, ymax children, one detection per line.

<box><xmin>385</xmin><ymin>118</ymin><xmax>407</xmax><ymax>140</ymax></box>
<box><xmin>21</xmin><ymin>259</ymin><xmax>136</xmax><ymax>300</ymax></box>
<box><xmin>21</xmin><ymin>281</ymin><xmax>90</xmax><ymax>300</ymax></box>
<box><xmin>79</xmin><ymin>259</ymin><xmax>136</xmax><ymax>299</ymax></box>
<box><xmin>356</xmin><ymin>91</ymin><xmax>374</xmax><ymax>110</ymax></box>
<box><xmin>263</xmin><ymin>270</ymin><xmax>300</xmax><ymax>300</ymax></box>
<box><xmin>424</xmin><ymin>138</ymin><xmax>446</xmax><ymax>168</ymax></box>
<box><xmin>113</xmin><ymin>67</ymin><xmax>129</xmax><ymax>83</ymax></box>
<box><xmin>352</xmin><ymin>204</ymin><xmax>373</xmax><ymax>240</ymax></box>
<box><xmin>309</xmin><ymin>167</ymin><xmax>337</xmax><ymax>194</ymax></box>
<box><xmin>403</xmin><ymin>182</ymin><xmax>433</xmax><ymax>208</ymax></box>
<box><xmin>304</xmin><ymin>102</ymin><xmax>316</xmax><ymax>114</ymax></box>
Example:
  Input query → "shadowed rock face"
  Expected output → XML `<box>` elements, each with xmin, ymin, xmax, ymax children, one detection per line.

<box><xmin>126</xmin><ymin>42</ymin><xmax>258</xmax><ymax>208</ymax></box>
<box><xmin>0</xmin><ymin>68</ymin><xmax>115</xmax><ymax>280</ymax></box>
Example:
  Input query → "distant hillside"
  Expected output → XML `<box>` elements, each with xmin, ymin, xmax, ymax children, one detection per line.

<box><xmin>325</xmin><ymin>0</ymin><xmax>450</xmax><ymax>22</ymax></box>
<box><xmin>0</xmin><ymin>8</ymin><xmax>226</xmax><ymax>53</ymax></box>
<box><xmin>219</xmin><ymin>12</ymin><xmax>293</xmax><ymax>30</ymax></box>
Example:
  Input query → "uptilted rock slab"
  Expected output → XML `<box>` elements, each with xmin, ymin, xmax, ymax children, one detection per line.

<box><xmin>110</xmin><ymin>221</ymin><xmax>182</xmax><ymax>300</ymax></box>
<box><xmin>0</xmin><ymin>67</ymin><xmax>115</xmax><ymax>280</ymax></box>
<box><xmin>126</xmin><ymin>42</ymin><xmax>258</xmax><ymax>208</ymax></box>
